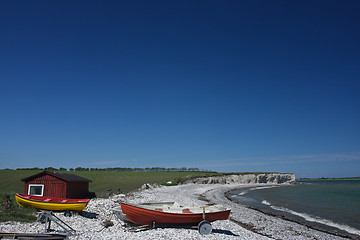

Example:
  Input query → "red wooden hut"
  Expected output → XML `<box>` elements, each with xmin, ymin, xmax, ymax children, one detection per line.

<box><xmin>21</xmin><ymin>171</ymin><xmax>92</xmax><ymax>199</ymax></box>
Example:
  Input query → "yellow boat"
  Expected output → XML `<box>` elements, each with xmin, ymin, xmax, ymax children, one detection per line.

<box><xmin>15</xmin><ymin>193</ymin><xmax>90</xmax><ymax>211</ymax></box>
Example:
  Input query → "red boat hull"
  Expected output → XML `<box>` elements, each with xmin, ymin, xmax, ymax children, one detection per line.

<box><xmin>120</xmin><ymin>203</ymin><xmax>231</xmax><ymax>225</ymax></box>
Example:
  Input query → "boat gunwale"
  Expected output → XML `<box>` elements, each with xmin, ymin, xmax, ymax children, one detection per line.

<box><xmin>125</xmin><ymin>202</ymin><xmax>229</xmax><ymax>214</ymax></box>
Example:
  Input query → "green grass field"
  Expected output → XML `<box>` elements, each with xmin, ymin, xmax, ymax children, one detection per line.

<box><xmin>0</xmin><ymin>193</ymin><xmax>37</xmax><ymax>223</ymax></box>
<box><xmin>0</xmin><ymin>169</ymin><xmax>220</xmax><ymax>197</ymax></box>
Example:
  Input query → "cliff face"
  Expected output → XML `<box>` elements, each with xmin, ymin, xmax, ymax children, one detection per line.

<box><xmin>183</xmin><ymin>173</ymin><xmax>296</xmax><ymax>185</ymax></box>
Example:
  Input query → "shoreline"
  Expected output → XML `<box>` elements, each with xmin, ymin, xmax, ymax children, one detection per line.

<box><xmin>0</xmin><ymin>183</ymin><xmax>358</xmax><ymax>239</ymax></box>
<box><xmin>224</xmin><ymin>186</ymin><xmax>360</xmax><ymax>239</ymax></box>
<box><xmin>197</xmin><ymin>184</ymin><xmax>355</xmax><ymax>240</ymax></box>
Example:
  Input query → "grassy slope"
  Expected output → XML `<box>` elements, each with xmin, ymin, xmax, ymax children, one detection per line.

<box><xmin>0</xmin><ymin>170</ymin><xmax>39</xmax><ymax>194</ymax></box>
<box><xmin>73</xmin><ymin>170</ymin><xmax>221</xmax><ymax>196</ymax></box>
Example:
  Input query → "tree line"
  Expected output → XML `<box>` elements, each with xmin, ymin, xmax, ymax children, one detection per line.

<box><xmin>15</xmin><ymin>167</ymin><xmax>206</xmax><ymax>172</ymax></box>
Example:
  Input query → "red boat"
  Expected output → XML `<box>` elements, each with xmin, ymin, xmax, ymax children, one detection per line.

<box><xmin>116</xmin><ymin>202</ymin><xmax>231</xmax><ymax>226</ymax></box>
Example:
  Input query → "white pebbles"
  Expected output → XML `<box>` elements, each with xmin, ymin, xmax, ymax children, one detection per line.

<box><xmin>0</xmin><ymin>184</ymin><xmax>352</xmax><ymax>240</ymax></box>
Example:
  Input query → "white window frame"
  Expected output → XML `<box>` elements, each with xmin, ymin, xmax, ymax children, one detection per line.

<box><xmin>28</xmin><ymin>184</ymin><xmax>44</xmax><ymax>196</ymax></box>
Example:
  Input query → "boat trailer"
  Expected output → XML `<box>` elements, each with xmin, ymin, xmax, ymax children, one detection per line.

<box><xmin>37</xmin><ymin>211</ymin><xmax>76</xmax><ymax>235</ymax></box>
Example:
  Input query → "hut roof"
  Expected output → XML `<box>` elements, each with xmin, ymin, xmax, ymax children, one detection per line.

<box><xmin>21</xmin><ymin>171</ymin><xmax>92</xmax><ymax>183</ymax></box>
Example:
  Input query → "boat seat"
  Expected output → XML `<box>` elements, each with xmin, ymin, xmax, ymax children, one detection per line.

<box><xmin>182</xmin><ymin>209</ymin><xmax>192</xmax><ymax>214</ymax></box>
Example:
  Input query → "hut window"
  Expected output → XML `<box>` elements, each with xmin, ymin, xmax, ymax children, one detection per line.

<box><xmin>28</xmin><ymin>184</ymin><xmax>44</xmax><ymax>196</ymax></box>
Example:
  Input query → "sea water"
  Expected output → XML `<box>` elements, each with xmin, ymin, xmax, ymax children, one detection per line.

<box><xmin>231</xmin><ymin>179</ymin><xmax>360</xmax><ymax>236</ymax></box>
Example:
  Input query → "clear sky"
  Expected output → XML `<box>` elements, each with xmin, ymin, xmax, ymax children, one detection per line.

<box><xmin>1</xmin><ymin>1</ymin><xmax>359</xmax><ymax>178</ymax></box>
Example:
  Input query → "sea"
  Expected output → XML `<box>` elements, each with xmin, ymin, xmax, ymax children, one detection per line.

<box><xmin>229</xmin><ymin>179</ymin><xmax>360</xmax><ymax>237</ymax></box>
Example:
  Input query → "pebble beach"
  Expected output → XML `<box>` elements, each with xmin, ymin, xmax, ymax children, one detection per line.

<box><xmin>0</xmin><ymin>183</ymin><xmax>356</xmax><ymax>240</ymax></box>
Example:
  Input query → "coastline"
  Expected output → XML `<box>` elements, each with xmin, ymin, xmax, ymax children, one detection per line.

<box><xmin>225</xmin><ymin>186</ymin><xmax>360</xmax><ymax>239</ymax></box>
<box><xmin>0</xmin><ymin>183</ymin><xmax>358</xmax><ymax>239</ymax></box>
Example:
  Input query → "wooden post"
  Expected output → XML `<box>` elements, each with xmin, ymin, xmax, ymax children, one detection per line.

<box><xmin>201</xmin><ymin>206</ymin><xmax>206</xmax><ymax>220</ymax></box>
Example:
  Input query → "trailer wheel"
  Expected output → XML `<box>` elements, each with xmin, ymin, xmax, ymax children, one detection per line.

<box><xmin>198</xmin><ymin>220</ymin><xmax>212</xmax><ymax>235</ymax></box>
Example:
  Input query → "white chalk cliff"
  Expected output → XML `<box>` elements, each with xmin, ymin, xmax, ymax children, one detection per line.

<box><xmin>183</xmin><ymin>173</ymin><xmax>296</xmax><ymax>184</ymax></box>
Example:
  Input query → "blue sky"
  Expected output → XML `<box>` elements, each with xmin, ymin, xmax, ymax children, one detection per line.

<box><xmin>1</xmin><ymin>1</ymin><xmax>359</xmax><ymax>178</ymax></box>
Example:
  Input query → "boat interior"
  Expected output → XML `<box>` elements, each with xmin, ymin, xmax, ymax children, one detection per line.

<box><xmin>132</xmin><ymin>202</ymin><xmax>228</xmax><ymax>214</ymax></box>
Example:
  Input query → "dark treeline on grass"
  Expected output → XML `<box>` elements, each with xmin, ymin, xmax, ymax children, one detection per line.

<box><xmin>15</xmin><ymin>167</ymin><xmax>207</xmax><ymax>172</ymax></box>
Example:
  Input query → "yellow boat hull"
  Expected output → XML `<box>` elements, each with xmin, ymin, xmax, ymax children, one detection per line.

<box><xmin>15</xmin><ymin>195</ymin><xmax>88</xmax><ymax>211</ymax></box>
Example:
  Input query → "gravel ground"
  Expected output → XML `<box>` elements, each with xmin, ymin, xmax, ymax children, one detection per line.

<box><xmin>0</xmin><ymin>183</ymin><xmax>355</xmax><ymax>240</ymax></box>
